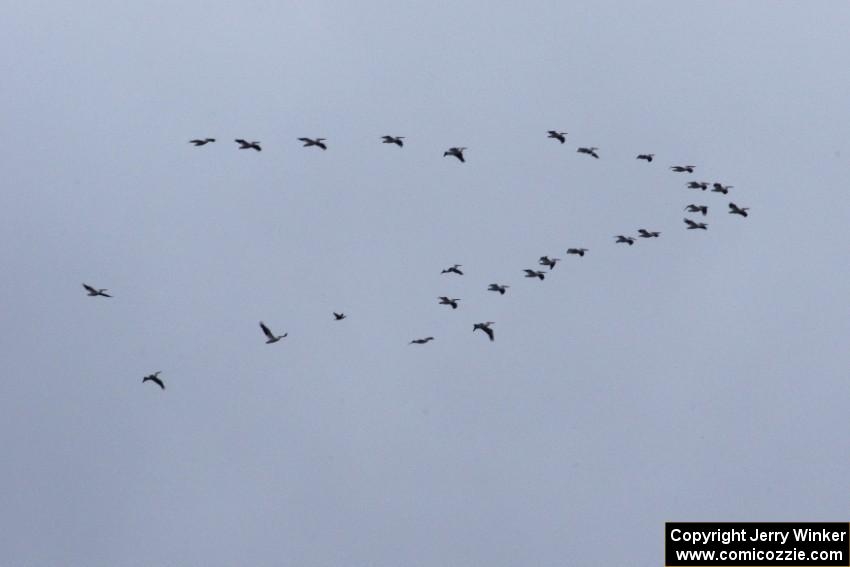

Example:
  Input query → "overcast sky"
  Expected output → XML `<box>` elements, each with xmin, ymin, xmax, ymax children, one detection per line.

<box><xmin>2</xmin><ymin>2</ymin><xmax>850</xmax><ymax>566</ymax></box>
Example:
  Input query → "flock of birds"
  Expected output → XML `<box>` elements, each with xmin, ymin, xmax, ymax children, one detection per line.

<box><xmin>86</xmin><ymin>131</ymin><xmax>750</xmax><ymax>390</ymax></box>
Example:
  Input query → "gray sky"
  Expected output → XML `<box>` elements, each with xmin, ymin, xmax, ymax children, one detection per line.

<box><xmin>2</xmin><ymin>2</ymin><xmax>850</xmax><ymax>565</ymax></box>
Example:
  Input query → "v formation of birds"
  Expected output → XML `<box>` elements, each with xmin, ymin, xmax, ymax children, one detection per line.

<box><xmin>94</xmin><ymin>134</ymin><xmax>750</xmax><ymax>391</ymax></box>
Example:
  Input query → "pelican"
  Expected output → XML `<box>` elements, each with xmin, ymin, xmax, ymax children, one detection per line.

<box><xmin>235</xmin><ymin>139</ymin><xmax>261</xmax><ymax>151</ymax></box>
<box><xmin>637</xmin><ymin>229</ymin><xmax>660</xmax><ymax>238</ymax></box>
<box><xmin>298</xmin><ymin>137</ymin><xmax>327</xmax><ymax>150</ymax></box>
<box><xmin>547</xmin><ymin>131</ymin><xmax>568</xmax><ymax>144</ymax></box>
<box><xmin>83</xmin><ymin>284</ymin><xmax>111</xmax><ymax>298</ymax></box>
<box><xmin>687</xmin><ymin>181</ymin><xmax>709</xmax><ymax>190</ymax></box>
<box><xmin>443</xmin><ymin>147</ymin><xmax>466</xmax><ymax>162</ymax></box>
<box><xmin>438</xmin><ymin>297</ymin><xmax>460</xmax><ymax>309</ymax></box>
<box><xmin>142</xmin><ymin>371</ymin><xmax>164</xmax><ymax>390</ymax></box>
<box><xmin>381</xmin><ymin>135</ymin><xmax>404</xmax><ymax>147</ymax></box>
<box><xmin>259</xmin><ymin>321</ymin><xmax>287</xmax><ymax>344</ymax></box>
<box><xmin>473</xmin><ymin>321</ymin><xmax>495</xmax><ymax>342</ymax></box>
<box><xmin>615</xmin><ymin>235</ymin><xmax>635</xmax><ymax>245</ymax></box>
<box><xmin>728</xmin><ymin>203</ymin><xmax>749</xmax><ymax>217</ymax></box>
<box><xmin>189</xmin><ymin>138</ymin><xmax>215</xmax><ymax>146</ymax></box>
<box><xmin>577</xmin><ymin>147</ymin><xmax>599</xmax><ymax>159</ymax></box>
<box><xmin>684</xmin><ymin>218</ymin><xmax>708</xmax><ymax>230</ymax></box>
<box><xmin>685</xmin><ymin>204</ymin><xmax>708</xmax><ymax>216</ymax></box>
<box><xmin>566</xmin><ymin>248</ymin><xmax>588</xmax><ymax>257</ymax></box>
<box><xmin>712</xmin><ymin>183</ymin><xmax>733</xmax><ymax>194</ymax></box>
<box><xmin>441</xmin><ymin>264</ymin><xmax>463</xmax><ymax>275</ymax></box>
<box><xmin>538</xmin><ymin>256</ymin><xmax>561</xmax><ymax>270</ymax></box>
<box><xmin>409</xmin><ymin>337</ymin><xmax>434</xmax><ymax>345</ymax></box>
<box><xmin>488</xmin><ymin>283</ymin><xmax>509</xmax><ymax>295</ymax></box>
<box><xmin>670</xmin><ymin>165</ymin><xmax>695</xmax><ymax>173</ymax></box>
<box><xmin>636</xmin><ymin>153</ymin><xmax>655</xmax><ymax>162</ymax></box>
<box><xmin>333</xmin><ymin>312</ymin><xmax>347</xmax><ymax>320</ymax></box>
<box><xmin>524</xmin><ymin>269</ymin><xmax>545</xmax><ymax>280</ymax></box>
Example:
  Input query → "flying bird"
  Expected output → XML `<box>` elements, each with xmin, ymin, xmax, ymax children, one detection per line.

<box><xmin>83</xmin><ymin>284</ymin><xmax>111</xmax><ymax>298</ymax></box>
<box><xmin>538</xmin><ymin>256</ymin><xmax>561</xmax><ymax>270</ymax></box>
<box><xmin>577</xmin><ymin>147</ymin><xmax>599</xmax><ymax>158</ymax></box>
<box><xmin>235</xmin><ymin>139</ymin><xmax>261</xmax><ymax>151</ymax></box>
<box><xmin>259</xmin><ymin>321</ymin><xmax>287</xmax><ymax>344</ymax></box>
<box><xmin>441</xmin><ymin>264</ymin><xmax>463</xmax><ymax>275</ymax></box>
<box><xmin>687</xmin><ymin>181</ymin><xmax>709</xmax><ymax>190</ymax></box>
<box><xmin>381</xmin><ymin>135</ymin><xmax>404</xmax><ymax>147</ymax></box>
<box><xmin>685</xmin><ymin>204</ymin><xmax>708</xmax><ymax>216</ymax></box>
<box><xmin>566</xmin><ymin>248</ymin><xmax>588</xmax><ymax>257</ymax></box>
<box><xmin>438</xmin><ymin>297</ymin><xmax>460</xmax><ymax>309</ymax></box>
<box><xmin>298</xmin><ymin>137</ymin><xmax>327</xmax><ymax>150</ymax></box>
<box><xmin>670</xmin><ymin>165</ymin><xmax>695</xmax><ymax>173</ymax></box>
<box><xmin>333</xmin><ymin>312</ymin><xmax>347</xmax><ymax>320</ymax></box>
<box><xmin>728</xmin><ymin>203</ymin><xmax>749</xmax><ymax>217</ymax></box>
<box><xmin>409</xmin><ymin>337</ymin><xmax>435</xmax><ymax>345</ymax></box>
<box><xmin>684</xmin><ymin>218</ymin><xmax>708</xmax><ymax>230</ymax></box>
<box><xmin>488</xmin><ymin>283</ymin><xmax>509</xmax><ymax>295</ymax></box>
<box><xmin>473</xmin><ymin>321</ymin><xmax>495</xmax><ymax>342</ymax></box>
<box><xmin>443</xmin><ymin>147</ymin><xmax>467</xmax><ymax>162</ymax></box>
<box><xmin>637</xmin><ymin>229</ymin><xmax>660</xmax><ymax>238</ymax></box>
<box><xmin>712</xmin><ymin>183</ymin><xmax>733</xmax><ymax>194</ymax></box>
<box><xmin>615</xmin><ymin>235</ymin><xmax>635</xmax><ymax>245</ymax></box>
<box><xmin>189</xmin><ymin>138</ymin><xmax>215</xmax><ymax>146</ymax></box>
<box><xmin>636</xmin><ymin>153</ymin><xmax>655</xmax><ymax>162</ymax></box>
<box><xmin>142</xmin><ymin>371</ymin><xmax>164</xmax><ymax>390</ymax></box>
<box><xmin>524</xmin><ymin>269</ymin><xmax>546</xmax><ymax>280</ymax></box>
<box><xmin>547</xmin><ymin>131</ymin><xmax>568</xmax><ymax>144</ymax></box>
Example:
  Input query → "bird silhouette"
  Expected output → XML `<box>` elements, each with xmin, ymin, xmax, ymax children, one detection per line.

<box><xmin>615</xmin><ymin>235</ymin><xmax>635</xmax><ymax>245</ymax></box>
<box><xmin>259</xmin><ymin>321</ymin><xmax>287</xmax><ymax>343</ymax></box>
<box><xmin>235</xmin><ymin>139</ymin><xmax>261</xmax><ymax>151</ymax></box>
<box><xmin>728</xmin><ymin>203</ymin><xmax>749</xmax><ymax>217</ymax></box>
<box><xmin>83</xmin><ymin>284</ymin><xmax>111</xmax><ymax>298</ymax></box>
<box><xmin>637</xmin><ymin>229</ymin><xmax>660</xmax><ymax>238</ymax></box>
<box><xmin>636</xmin><ymin>153</ymin><xmax>654</xmax><ymax>162</ymax></box>
<box><xmin>142</xmin><ymin>371</ymin><xmax>164</xmax><ymax>390</ymax></box>
<box><xmin>381</xmin><ymin>135</ymin><xmax>404</xmax><ymax>147</ymax></box>
<box><xmin>524</xmin><ymin>269</ymin><xmax>545</xmax><ymax>280</ymax></box>
<box><xmin>684</xmin><ymin>218</ymin><xmax>708</xmax><ymax>230</ymax></box>
<box><xmin>538</xmin><ymin>256</ymin><xmax>561</xmax><ymax>270</ymax></box>
<box><xmin>443</xmin><ymin>147</ymin><xmax>466</xmax><ymax>162</ymax></box>
<box><xmin>473</xmin><ymin>322</ymin><xmax>495</xmax><ymax>342</ymax></box>
<box><xmin>685</xmin><ymin>204</ymin><xmax>708</xmax><ymax>216</ymax></box>
<box><xmin>670</xmin><ymin>165</ymin><xmax>695</xmax><ymax>173</ymax></box>
<box><xmin>566</xmin><ymin>248</ymin><xmax>588</xmax><ymax>257</ymax></box>
<box><xmin>547</xmin><ymin>131</ymin><xmax>567</xmax><ymax>144</ymax></box>
<box><xmin>333</xmin><ymin>312</ymin><xmax>347</xmax><ymax>320</ymax></box>
<box><xmin>409</xmin><ymin>337</ymin><xmax>435</xmax><ymax>345</ymax></box>
<box><xmin>298</xmin><ymin>137</ymin><xmax>327</xmax><ymax>150</ymax></box>
<box><xmin>189</xmin><ymin>138</ymin><xmax>215</xmax><ymax>146</ymax></box>
<box><xmin>441</xmin><ymin>264</ymin><xmax>463</xmax><ymax>275</ymax></box>
<box><xmin>438</xmin><ymin>297</ymin><xmax>460</xmax><ymax>309</ymax></box>
<box><xmin>577</xmin><ymin>147</ymin><xmax>599</xmax><ymax>159</ymax></box>
<box><xmin>488</xmin><ymin>283</ymin><xmax>509</xmax><ymax>295</ymax></box>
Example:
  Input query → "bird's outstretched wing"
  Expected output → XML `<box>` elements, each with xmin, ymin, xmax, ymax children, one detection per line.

<box><xmin>143</xmin><ymin>376</ymin><xmax>165</xmax><ymax>390</ymax></box>
<box><xmin>259</xmin><ymin>321</ymin><xmax>275</xmax><ymax>340</ymax></box>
